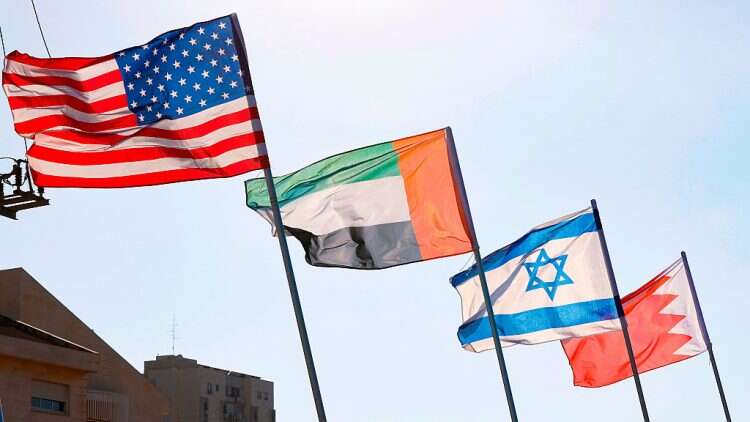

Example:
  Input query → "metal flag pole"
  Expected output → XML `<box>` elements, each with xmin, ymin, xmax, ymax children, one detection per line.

<box><xmin>445</xmin><ymin>127</ymin><xmax>519</xmax><ymax>422</ymax></box>
<box><xmin>681</xmin><ymin>251</ymin><xmax>732</xmax><ymax>421</ymax></box>
<box><xmin>590</xmin><ymin>199</ymin><xmax>650</xmax><ymax>422</ymax></box>
<box><xmin>229</xmin><ymin>14</ymin><xmax>327</xmax><ymax>422</ymax></box>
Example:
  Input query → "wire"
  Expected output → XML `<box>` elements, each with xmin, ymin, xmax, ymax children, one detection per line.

<box><xmin>0</xmin><ymin>25</ymin><xmax>6</xmax><ymax>57</ymax></box>
<box><xmin>30</xmin><ymin>0</ymin><xmax>51</xmax><ymax>58</ymax></box>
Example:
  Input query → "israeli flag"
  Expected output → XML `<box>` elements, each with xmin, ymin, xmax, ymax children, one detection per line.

<box><xmin>451</xmin><ymin>208</ymin><xmax>620</xmax><ymax>352</ymax></box>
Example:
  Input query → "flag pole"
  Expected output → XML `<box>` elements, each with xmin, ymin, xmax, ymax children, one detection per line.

<box><xmin>230</xmin><ymin>14</ymin><xmax>327</xmax><ymax>422</ymax></box>
<box><xmin>590</xmin><ymin>199</ymin><xmax>650</xmax><ymax>422</ymax></box>
<box><xmin>681</xmin><ymin>251</ymin><xmax>732</xmax><ymax>421</ymax></box>
<box><xmin>445</xmin><ymin>127</ymin><xmax>519</xmax><ymax>422</ymax></box>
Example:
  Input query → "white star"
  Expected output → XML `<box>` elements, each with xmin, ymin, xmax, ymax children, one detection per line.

<box><xmin>231</xmin><ymin>54</ymin><xmax>238</xmax><ymax>62</ymax></box>
<box><xmin>207</xmin><ymin>87</ymin><xmax>215</xmax><ymax>94</ymax></box>
<box><xmin>151</xmin><ymin>96</ymin><xmax>158</xmax><ymax>103</ymax></box>
<box><xmin>140</xmin><ymin>89</ymin><xmax>147</xmax><ymax>97</ymax></box>
<box><xmin>139</xmin><ymin>113</ymin><xmax>145</xmax><ymax>121</ymax></box>
<box><xmin>215</xmin><ymin>75</ymin><xmax>223</xmax><ymax>84</ymax></box>
<box><xmin>189</xmin><ymin>38</ymin><xmax>197</xmax><ymax>46</ymax></box>
<box><xmin>237</xmin><ymin>69</ymin><xmax>243</xmax><ymax>77</ymax></box>
<box><xmin>146</xmin><ymin>105</ymin><xmax>152</xmax><ymax>112</ymax></box>
<box><xmin>187</xmin><ymin>66</ymin><xmax>195</xmax><ymax>74</ymax></box>
<box><xmin>142</xmin><ymin>44</ymin><xmax>149</xmax><ymax>50</ymax></box>
<box><xmin>156</xmin><ymin>112</ymin><xmax>162</xmax><ymax>119</ymax></box>
<box><xmin>163</xmin><ymin>101</ymin><xmax>170</xmax><ymax>109</ymax></box>
<box><xmin>157</xmin><ymin>84</ymin><xmax>165</xmax><ymax>92</ymax></box>
<box><xmin>201</xmin><ymin>70</ymin><xmax>210</xmax><ymax>78</ymax></box>
<box><xmin>146</xmin><ymin>77</ymin><xmax>153</xmax><ymax>85</ymax></box>
<box><xmin>223</xmin><ymin>65</ymin><xmax>231</xmax><ymax>73</ymax></box>
<box><xmin>130</xmin><ymin>100</ymin><xmax>138</xmax><ymax>108</ymax></box>
<box><xmin>119</xmin><ymin>52</ymin><xmax>126</xmax><ymax>57</ymax></box>
<box><xmin>193</xmin><ymin>82</ymin><xmax>201</xmax><ymax>91</ymax></box>
<box><xmin>211</xmin><ymin>32</ymin><xmax>219</xmax><ymax>40</ymax></box>
<box><xmin>161</xmin><ymin>55</ymin><xmax>168</xmax><ymax>63</ymax></box>
<box><xmin>169</xmin><ymin>43</ymin><xmax>176</xmax><ymax>51</ymax></box>
<box><xmin>199</xmin><ymin>99</ymin><xmax>207</xmax><ymax>107</ymax></box>
<box><xmin>218</xmin><ymin>22</ymin><xmax>226</xmax><ymax>29</ymax></box>
<box><xmin>179</xmin><ymin>33</ymin><xmax>185</xmax><ymax>40</ymax></box>
<box><xmin>178</xmin><ymin>78</ymin><xmax>187</xmax><ymax>86</ymax></box>
<box><xmin>152</xmin><ymin>48</ymin><xmax>159</xmax><ymax>56</ymax></box>
<box><xmin>132</xmin><ymin>52</ymin><xmax>140</xmax><ymax>61</ymax></box>
<box><xmin>181</xmin><ymin>50</ymin><xmax>189</xmax><ymax>58</ymax></box>
<box><xmin>184</xmin><ymin>95</ymin><xmax>192</xmax><ymax>103</ymax></box>
<box><xmin>221</xmin><ymin>92</ymin><xmax>229</xmax><ymax>99</ymax></box>
<box><xmin>127</xmin><ymin>82</ymin><xmax>135</xmax><ymax>91</ymax></box>
<box><xmin>195</xmin><ymin>54</ymin><xmax>203</xmax><ymax>61</ymax></box>
<box><xmin>135</xmin><ymin>72</ymin><xmax>142</xmax><ymax>79</ymax></box>
<box><xmin>176</xmin><ymin>107</ymin><xmax>184</xmax><ymax>115</ymax></box>
<box><xmin>153</xmin><ymin>66</ymin><xmax>160</xmax><ymax>74</ymax></box>
<box><xmin>203</xmin><ymin>43</ymin><xmax>212</xmax><ymax>51</ymax></box>
<box><xmin>225</xmin><ymin>37</ymin><xmax>233</xmax><ymax>45</ymax></box>
<box><xmin>209</xmin><ymin>59</ymin><xmax>218</xmax><ymax>67</ymax></box>
<box><xmin>123</xmin><ymin>64</ymin><xmax>131</xmax><ymax>72</ymax></box>
<box><xmin>173</xmin><ymin>60</ymin><xmax>181</xmax><ymax>69</ymax></box>
<box><xmin>144</xmin><ymin>60</ymin><xmax>150</xmax><ymax>68</ymax></box>
<box><xmin>229</xmin><ymin>80</ymin><xmax>238</xmax><ymax>88</ymax></box>
<box><xmin>218</xmin><ymin>48</ymin><xmax>225</xmax><ymax>56</ymax></box>
<box><xmin>162</xmin><ymin>38</ymin><xmax>168</xmax><ymax>45</ymax></box>
<box><xmin>197</xmin><ymin>27</ymin><xmax>205</xmax><ymax>35</ymax></box>
<box><xmin>165</xmin><ymin>73</ymin><xmax>173</xmax><ymax>81</ymax></box>
<box><xmin>170</xmin><ymin>90</ymin><xmax>178</xmax><ymax>98</ymax></box>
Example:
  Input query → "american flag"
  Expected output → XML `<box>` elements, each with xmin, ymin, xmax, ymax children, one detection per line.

<box><xmin>2</xmin><ymin>15</ymin><xmax>267</xmax><ymax>188</ymax></box>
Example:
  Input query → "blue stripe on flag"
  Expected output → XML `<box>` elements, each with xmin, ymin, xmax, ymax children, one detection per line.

<box><xmin>457</xmin><ymin>298</ymin><xmax>618</xmax><ymax>345</ymax></box>
<box><xmin>450</xmin><ymin>212</ymin><xmax>596</xmax><ymax>287</ymax></box>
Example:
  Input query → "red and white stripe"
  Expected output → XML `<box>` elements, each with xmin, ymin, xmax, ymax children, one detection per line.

<box><xmin>2</xmin><ymin>51</ymin><xmax>267</xmax><ymax>188</ymax></box>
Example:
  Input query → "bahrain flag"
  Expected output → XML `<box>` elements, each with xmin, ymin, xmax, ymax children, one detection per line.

<box><xmin>562</xmin><ymin>258</ymin><xmax>707</xmax><ymax>387</ymax></box>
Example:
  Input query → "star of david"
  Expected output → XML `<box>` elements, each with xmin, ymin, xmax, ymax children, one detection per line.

<box><xmin>523</xmin><ymin>249</ymin><xmax>574</xmax><ymax>300</ymax></box>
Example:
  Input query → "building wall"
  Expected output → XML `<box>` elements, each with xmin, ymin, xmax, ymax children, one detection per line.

<box><xmin>145</xmin><ymin>356</ymin><xmax>275</xmax><ymax>422</ymax></box>
<box><xmin>0</xmin><ymin>356</ymin><xmax>88</xmax><ymax>421</ymax></box>
<box><xmin>0</xmin><ymin>268</ymin><xmax>171</xmax><ymax>422</ymax></box>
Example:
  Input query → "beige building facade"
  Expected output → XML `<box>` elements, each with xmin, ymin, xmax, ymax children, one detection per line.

<box><xmin>145</xmin><ymin>355</ymin><xmax>274</xmax><ymax>422</ymax></box>
<box><xmin>0</xmin><ymin>267</ymin><xmax>170</xmax><ymax>422</ymax></box>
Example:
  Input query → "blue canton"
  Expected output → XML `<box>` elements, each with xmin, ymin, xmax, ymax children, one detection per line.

<box><xmin>115</xmin><ymin>16</ymin><xmax>251</xmax><ymax>125</ymax></box>
<box><xmin>523</xmin><ymin>249</ymin><xmax>574</xmax><ymax>300</ymax></box>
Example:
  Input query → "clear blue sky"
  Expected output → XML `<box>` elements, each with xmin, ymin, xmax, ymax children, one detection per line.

<box><xmin>2</xmin><ymin>1</ymin><xmax>748</xmax><ymax>420</ymax></box>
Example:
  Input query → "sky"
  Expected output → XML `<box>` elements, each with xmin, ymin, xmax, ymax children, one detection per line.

<box><xmin>1</xmin><ymin>1</ymin><xmax>748</xmax><ymax>420</ymax></box>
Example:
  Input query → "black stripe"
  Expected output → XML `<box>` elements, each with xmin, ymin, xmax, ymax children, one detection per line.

<box><xmin>287</xmin><ymin>221</ymin><xmax>423</xmax><ymax>270</ymax></box>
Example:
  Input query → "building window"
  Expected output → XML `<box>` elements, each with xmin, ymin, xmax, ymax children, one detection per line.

<box><xmin>201</xmin><ymin>397</ymin><xmax>209</xmax><ymax>422</ymax></box>
<box><xmin>263</xmin><ymin>392</ymin><xmax>269</xmax><ymax>401</ymax></box>
<box><xmin>257</xmin><ymin>392</ymin><xmax>262</xmax><ymax>400</ymax></box>
<box><xmin>31</xmin><ymin>380</ymin><xmax>68</xmax><ymax>415</ymax></box>
<box><xmin>32</xmin><ymin>397</ymin><xmax>66</xmax><ymax>414</ymax></box>
<box><xmin>216</xmin><ymin>384</ymin><xmax>219</xmax><ymax>392</ymax></box>
<box><xmin>207</xmin><ymin>383</ymin><xmax>213</xmax><ymax>394</ymax></box>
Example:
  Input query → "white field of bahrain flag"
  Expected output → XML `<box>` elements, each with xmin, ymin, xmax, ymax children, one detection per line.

<box><xmin>562</xmin><ymin>258</ymin><xmax>708</xmax><ymax>387</ymax></box>
<box><xmin>245</xmin><ymin>128</ymin><xmax>472</xmax><ymax>269</ymax></box>
<box><xmin>451</xmin><ymin>207</ymin><xmax>620</xmax><ymax>352</ymax></box>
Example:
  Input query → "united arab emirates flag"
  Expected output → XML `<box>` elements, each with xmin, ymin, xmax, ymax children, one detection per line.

<box><xmin>245</xmin><ymin>128</ymin><xmax>473</xmax><ymax>269</ymax></box>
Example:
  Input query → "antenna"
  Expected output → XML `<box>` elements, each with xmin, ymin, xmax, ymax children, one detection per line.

<box><xmin>170</xmin><ymin>314</ymin><xmax>178</xmax><ymax>355</ymax></box>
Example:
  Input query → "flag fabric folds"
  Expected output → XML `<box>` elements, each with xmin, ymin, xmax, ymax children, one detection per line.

<box><xmin>245</xmin><ymin>128</ymin><xmax>472</xmax><ymax>269</ymax></box>
<box><xmin>562</xmin><ymin>258</ymin><xmax>707</xmax><ymax>387</ymax></box>
<box><xmin>451</xmin><ymin>208</ymin><xmax>620</xmax><ymax>352</ymax></box>
<box><xmin>2</xmin><ymin>15</ymin><xmax>267</xmax><ymax>188</ymax></box>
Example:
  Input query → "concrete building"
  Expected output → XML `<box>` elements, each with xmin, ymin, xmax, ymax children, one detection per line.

<box><xmin>0</xmin><ymin>267</ymin><xmax>170</xmax><ymax>421</ymax></box>
<box><xmin>145</xmin><ymin>355</ymin><xmax>274</xmax><ymax>422</ymax></box>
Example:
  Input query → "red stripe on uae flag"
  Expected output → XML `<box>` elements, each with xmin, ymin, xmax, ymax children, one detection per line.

<box><xmin>2</xmin><ymin>15</ymin><xmax>268</xmax><ymax>188</ymax></box>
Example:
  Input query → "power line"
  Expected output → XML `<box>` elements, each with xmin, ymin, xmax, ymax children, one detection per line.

<box><xmin>30</xmin><ymin>0</ymin><xmax>51</xmax><ymax>58</ymax></box>
<box><xmin>0</xmin><ymin>25</ymin><xmax>6</xmax><ymax>57</ymax></box>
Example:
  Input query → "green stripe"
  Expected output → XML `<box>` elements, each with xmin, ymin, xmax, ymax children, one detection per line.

<box><xmin>246</xmin><ymin>141</ymin><xmax>400</xmax><ymax>208</ymax></box>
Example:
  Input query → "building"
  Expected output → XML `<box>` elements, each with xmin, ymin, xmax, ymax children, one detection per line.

<box><xmin>0</xmin><ymin>267</ymin><xmax>170</xmax><ymax>421</ymax></box>
<box><xmin>145</xmin><ymin>355</ymin><xmax>274</xmax><ymax>422</ymax></box>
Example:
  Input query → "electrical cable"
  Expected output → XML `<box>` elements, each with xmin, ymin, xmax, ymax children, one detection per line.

<box><xmin>30</xmin><ymin>0</ymin><xmax>51</xmax><ymax>58</ymax></box>
<box><xmin>0</xmin><ymin>25</ymin><xmax>6</xmax><ymax>57</ymax></box>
